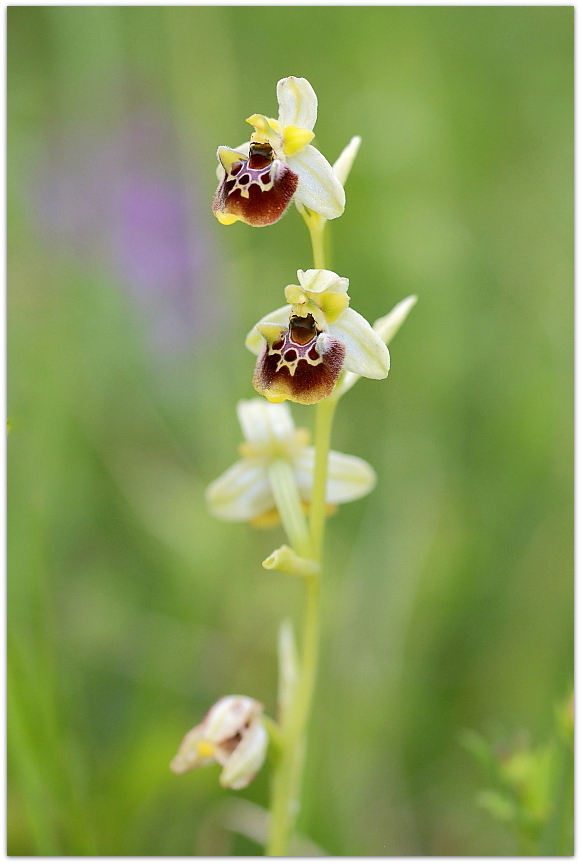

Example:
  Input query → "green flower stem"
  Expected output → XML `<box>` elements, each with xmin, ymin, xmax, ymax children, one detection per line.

<box><xmin>266</xmin><ymin>575</ymin><xmax>320</xmax><ymax>856</ymax></box>
<box><xmin>265</xmin><ymin>214</ymin><xmax>336</xmax><ymax>856</ymax></box>
<box><xmin>267</xmin><ymin>459</ymin><xmax>312</xmax><ymax>560</ymax></box>
<box><xmin>307</xmin><ymin>214</ymin><xmax>326</xmax><ymax>270</ymax></box>
<box><xmin>309</xmin><ymin>397</ymin><xmax>338</xmax><ymax>559</ymax></box>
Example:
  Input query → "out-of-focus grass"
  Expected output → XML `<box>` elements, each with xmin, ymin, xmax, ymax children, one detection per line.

<box><xmin>8</xmin><ymin>6</ymin><xmax>572</xmax><ymax>855</ymax></box>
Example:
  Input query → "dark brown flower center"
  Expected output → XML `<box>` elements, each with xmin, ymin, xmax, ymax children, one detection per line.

<box><xmin>213</xmin><ymin>143</ymin><xmax>298</xmax><ymax>227</ymax></box>
<box><xmin>289</xmin><ymin>314</ymin><xmax>318</xmax><ymax>346</ymax></box>
<box><xmin>252</xmin><ymin>314</ymin><xmax>346</xmax><ymax>405</ymax></box>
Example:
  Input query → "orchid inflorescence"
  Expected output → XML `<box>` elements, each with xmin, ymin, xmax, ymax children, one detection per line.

<box><xmin>172</xmin><ymin>76</ymin><xmax>416</xmax><ymax>854</ymax></box>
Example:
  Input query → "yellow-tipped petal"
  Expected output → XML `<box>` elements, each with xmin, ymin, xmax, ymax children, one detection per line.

<box><xmin>197</xmin><ymin>740</ymin><xmax>216</xmax><ymax>758</ymax></box>
<box><xmin>276</xmin><ymin>77</ymin><xmax>317</xmax><ymax>131</ymax></box>
<box><xmin>282</xmin><ymin>125</ymin><xmax>314</xmax><ymax>157</ymax></box>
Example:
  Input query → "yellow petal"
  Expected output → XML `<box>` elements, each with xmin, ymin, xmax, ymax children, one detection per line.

<box><xmin>246</xmin><ymin>304</ymin><xmax>293</xmax><ymax>356</ymax></box>
<box><xmin>282</xmin><ymin>125</ymin><xmax>315</xmax><ymax>157</ymax></box>
<box><xmin>317</xmin><ymin>291</ymin><xmax>350</xmax><ymax>323</ymax></box>
<box><xmin>257</xmin><ymin>322</ymin><xmax>286</xmax><ymax>344</ymax></box>
<box><xmin>246</xmin><ymin>113</ymin><xmax>280</xmax><ymax>139</ymax></box>
<box><xmin>217</xmin><ymin>146</ymin><xmax>246</xmax><ymax>171</ymax></box>
<box><xmin>284</xmin><ymin>285</ymin><xmax>309</xmax><ymax>307</ymax></box>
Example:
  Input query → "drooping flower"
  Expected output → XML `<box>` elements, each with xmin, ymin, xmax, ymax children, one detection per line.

<box><xmin>206</xmin><ymin>399</ymin><xmax>376</xmax><ymax>526</ymax></box>
<box><xmin>213</xmin><ymin>77</ymin><xmax>345</xmax><ymax>227</ymax></box>
<box><xmin>245</xmin><ymin>269</ymin><xmax>390</xmax><ymax>405</ymax></box>
<box><xmin>170</xmin><ymin>695</ymin><xmax>268</xmax><ymax>790</ymax></box>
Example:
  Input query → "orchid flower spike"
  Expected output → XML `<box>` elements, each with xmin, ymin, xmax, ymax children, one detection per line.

<box><xmin>206</xmin><ymin>399</ymin><xmax>376</xmax><ymax>526</ymax></box>
<box><xmin>246</xmin><ymin>269</ymin><xmax>390</xmax><ymax>405</ymax></box>
<box><xmin>213</xmin><ymin>76</ymin><xmax>345</xmax><ymax>227</ymax></box>
<box><xmin>170</xmin><ymin>696</ymin><xmax>268</xmax><ymax>790</ymax></box>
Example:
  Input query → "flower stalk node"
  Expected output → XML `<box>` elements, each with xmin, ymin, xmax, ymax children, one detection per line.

<box><xmin>262</xmin><ymin>545</ymin><xmax>321</xmax><ymax>579</ymax></box>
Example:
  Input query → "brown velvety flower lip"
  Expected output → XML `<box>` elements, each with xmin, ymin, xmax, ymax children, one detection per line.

<box><xmin>253</xmin><ymin>313</ymin><xmax>346</xmax><ymax>404</ymax></box>
<box><xmin>213</xmin><ymin>142</ymin><xmax>299</xmax><ymax>226</ymax></box>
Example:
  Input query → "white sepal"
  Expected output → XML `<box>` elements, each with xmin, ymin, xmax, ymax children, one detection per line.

<box><xmin>289</xmin><ymin>144</ymin><xmax>345</xmax><ymax>220</ymax></box>
<box><xmin>205</xmin><ymin>458</ymin><xmax>273</xmax><ymax>521</ymax></box>
<box><xmin>294</xmin><ymin>448</ymin><xmax>376</xmax><ymax>504</ymax></box>
<box><xmin>373</xmin><ymin>295</ymin><xmax>418</xmax><ymax>345</ymax></box>
<box><xmin>336</xmin><ymin>295</ymin><xmax>417</xmax><ymax>397</ymax></box>
<box><xmin>204</xmin><ymin>695</ymin><xmax>262</xmax><ymax>743</ymax></box>
<box><xmin>277</xmin><ymin>76</ymin><xmax>317</xmax><ymax>131</ymax></box>
<box><xmin>218</xmin><ymin>721</ymin><xmax>269</xmax><ymax>790</ymax></box>
<box><xmin>332</xmin><ymin>135</ymin><xmax>362</xmax><ymax>186</ymax></box>
<box><xmin>330</xmin><ymin>307</ymin><xmax>390</xmax><ymax>379</ymax></box>
<box><xmin>237</xmin><ymin>398</ymin><xmax>295</xmax><ymax>449</ymax></box>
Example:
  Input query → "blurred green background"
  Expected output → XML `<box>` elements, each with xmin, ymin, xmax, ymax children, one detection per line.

<box><xmin>8</xmin><ymin>6</ymin><xmax>573</xmax><ymax>856</ymax></box>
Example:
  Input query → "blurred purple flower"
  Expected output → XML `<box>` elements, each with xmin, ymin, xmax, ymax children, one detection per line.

<box><xmin>33</xmin><ymin>108</ymin><xmax>219</xmax><ymax>354</ymax></box>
